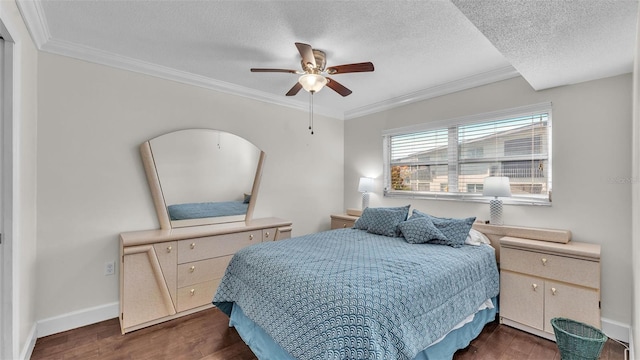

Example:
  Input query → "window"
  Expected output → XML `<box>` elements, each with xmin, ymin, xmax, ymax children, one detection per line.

<box><xmin>383</xmin><ymin>103</ymin><xmax>552</xmax><ymax>205</ymax></box>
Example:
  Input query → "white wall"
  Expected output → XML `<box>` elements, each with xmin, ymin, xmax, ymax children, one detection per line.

<box><xmin>345</xmin><ymin>75</ymin><xmax>633</xmax><ymax>336</ymax></box>
<box><xmin>0</xmin><ymin>0</ymin><xmax>39</xmax><ymax>358</ymax></box>
<box><xmin>36</xmin><ymin>52</ymin><xmax>344</xmax><ymax>321</ymax></box>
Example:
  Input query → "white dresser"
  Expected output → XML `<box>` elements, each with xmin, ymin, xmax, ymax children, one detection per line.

<box><xmin>119</xmin><ymin>217</ymin><xmax>292</xmax><ymax>334</ymax></box>
<box><xmin>499</xmin><ymin>236</ymin><xmax>601</xmax><ymax>340</ymax></box>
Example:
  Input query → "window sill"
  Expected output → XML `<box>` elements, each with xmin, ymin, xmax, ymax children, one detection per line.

<box><xmin>383</xmin><ymin>190</ymin><xmax>551</xmax><ymax>206</ymax></box>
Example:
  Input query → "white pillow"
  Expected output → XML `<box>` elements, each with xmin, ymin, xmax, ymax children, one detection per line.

<box><xmin>465</xmin><ymin>228</ymin><xmax>491</xmax><ymax>246</ymax></box>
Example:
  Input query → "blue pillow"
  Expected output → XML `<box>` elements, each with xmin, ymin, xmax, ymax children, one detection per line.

<box><xmin>398</xmin><ymin>216</ymin><xmax>448</xmax><ymax>244</ymax></box>
<box><xmin>354</xmin><ymin>205</ymin><xmax>410</xmax><ymax>231</ymax></box>
<box><xmin>410</xmin><ymin>210</ymin><xmax>475</xmax><ymax>248</ymax></box>
<box><xmin>366</xmin><ymin>208</ymin><xmax>410</xmax><ymax>237</ymax></box>
<box><xmin>410</xmin><ymin>209</ymin><xmax>430</xmax><ymax>219</ymax></box>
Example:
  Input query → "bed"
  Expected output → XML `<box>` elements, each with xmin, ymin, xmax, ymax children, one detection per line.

<box><xmin>213</xmin><ymin>207</ymin><xmax>500</xmax><ymax>360</ymax></box>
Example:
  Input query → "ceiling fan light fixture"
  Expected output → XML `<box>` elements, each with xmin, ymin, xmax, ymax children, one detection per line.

<box><xmin>298</xmin><ymin>74</ymin><xmax>327</xmax><ymax>93</ymax></box>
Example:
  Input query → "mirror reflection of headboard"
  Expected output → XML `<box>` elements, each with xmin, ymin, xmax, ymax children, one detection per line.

<box><xmin>140</xmin><ymin>129</ymin><xmax>265</xmax><ymax>229</ymax></box>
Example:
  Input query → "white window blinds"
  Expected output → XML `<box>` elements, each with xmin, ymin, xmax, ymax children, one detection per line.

<box><xmin>383</xmin><ymin>103</ymin><xmax>552</xmax><ymax>204</ymax></box>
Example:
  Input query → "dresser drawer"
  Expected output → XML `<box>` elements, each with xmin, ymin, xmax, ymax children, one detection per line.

<box><xmin>501</xmin><ymin>247</ymin><xmax>599</xmax><ymax>289</ymax></box>
<box><xmin>176</xmin><ymin>280</ymin><xmax>219</xmax><ymax>312</ymax></box>
<box><xmin>262</xmin><ymin>228</ymin><xmax>276</xmax><ymax>242</ymax></box>
<box><xmin>330</xmin><ymin>214</ymin><xmax>359</xmax><ymax>230</ymax></box>
<box><xmin>331</xmin><ymin>218</ymin><xmax>355</xmax><ymax>229</ymax></box>
<box><xmin>177</xmin><ymin>230</ymin><xmax>261</xmax><ymax>264</ymax></box>
<box><xmin>275</xmin><ymin>226</ymin><xmax>292</xmax><ymax>240</ymax></box>
<box><xmin>177</xmin><ymin>255</ymin><xmax>233</xmax><ymax>288</ymax></box>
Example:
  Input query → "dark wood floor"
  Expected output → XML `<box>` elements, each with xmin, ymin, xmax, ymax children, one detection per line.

<box><xmin>31</xmin><ymin>308</ymin><xmax>627</xmax><ymax>360</ymax></box>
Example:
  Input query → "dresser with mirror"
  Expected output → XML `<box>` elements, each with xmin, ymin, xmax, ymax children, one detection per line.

<box><xmin>119</xmin><ymin>129</ymin><xmax>292</xmax><ymax>334</ymax></box>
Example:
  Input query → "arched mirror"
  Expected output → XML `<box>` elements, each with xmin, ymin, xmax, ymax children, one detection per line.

<box><xmin>140</xmin><ymin>129</ymin><xmax>264</xmax><ymax>229</ymax></box>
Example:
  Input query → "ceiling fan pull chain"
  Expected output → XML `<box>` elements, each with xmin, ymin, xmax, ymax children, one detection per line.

<box><xmin>309</xmin><ymin>91</ymin><xmax>314</xmax><ymax>135</ymax></box>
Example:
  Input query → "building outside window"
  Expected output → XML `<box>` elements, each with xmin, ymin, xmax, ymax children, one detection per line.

<box><xmin>383</xmin><ymin>103</ymin><xmax>552</xmax><ymax>205</ymax></box>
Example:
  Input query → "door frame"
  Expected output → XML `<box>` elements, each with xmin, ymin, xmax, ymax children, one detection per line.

<box><xmin>0</xmin><ymin>19</ymin><xmax>15</xmax><ymax>360</ymax></box>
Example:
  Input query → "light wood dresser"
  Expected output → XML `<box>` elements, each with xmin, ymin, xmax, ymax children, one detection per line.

<box><xmin>330</xmin><ymin>209</ymin><xmax>362</xmax><ymax>229</ymax></box>
<box><xmin>499</xmin><ymin>236</ymin><xmax>601</xmax><ymax>341</ymax></box>
<box><xmin>119</xmin><ymin>217</ymin><xmax>292</xmax><ymax>334</ymax></box>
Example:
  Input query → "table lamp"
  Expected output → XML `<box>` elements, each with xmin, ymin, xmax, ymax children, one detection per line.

<box><xmin>483</xmin><ymin>176</ymin><xmax>511</xmax><ymax>225</ymax></box>
<box><xmin>358</xmin><ymin>177</ymin><xmax>374</xmax><ymax>210</ymax></box>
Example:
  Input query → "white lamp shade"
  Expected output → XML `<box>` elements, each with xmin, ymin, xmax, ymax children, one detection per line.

<box><xmin>483</xmin><ymin>176</ymin><xmax>511</xmax><ymax>197</ymax></box>
<box><xmin>298</xmin><ymin>74</ymin><xmax>327</xmax><ymax>93</ymax></box>
<box><xmin>358</xmin><ymin>177</ymin><xmax>374</xmax><ymax>193</ymax></box>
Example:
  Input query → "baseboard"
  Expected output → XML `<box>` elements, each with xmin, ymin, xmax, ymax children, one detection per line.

<box><xmin>601</xmin><ymin>317</ymin><xmax>630</xmax><ymax>343</ymax></box>
<box><xmin>19</xmin><ymin>323</ymin><xmax>37</xmax><ymax>360</ymax></box>
<box><xmin>31</xmin><ymin>303</ymin><xmax>633</xmax><ymax>350</ymax></box>
<box><xmin>500</xmin><ymin>316</ymin><xmax>630</xmax><ymax>344</ymax></box>
<box><xmin>37</xmin><ymin>302</ymin><xmax>119</xmax><ymax>338</ymax></box>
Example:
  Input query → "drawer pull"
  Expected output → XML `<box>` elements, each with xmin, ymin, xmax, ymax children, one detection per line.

<box><xmin>265</xmin><ymin>232</ymin><xmax>270</xmax><ymax>238</ymax></box>
<box><xmin>190</xmin><ymin>289</ymin><xmax>195</xmax><ymax>296</ymax></box>
<box><xmin>343</xmin><ymin>224</ymin><xmax>347</xmax><ymax>228</ymax></box>
<box><xmin>166</xmin><ymin>246</ymin><xmax>172</xmax><ymax>253</ymax></box>
<box><xmin>541</xmin><ymin>258</ymin><xmax>547</xmax><ymax>266</ymax></box>
<box><xmin>249</xmin><ymin>234</ymin><xmax>254</xmax><ymax>241</ymax></box>
<box><xmin>532</xmin><ymin>283</ymin><xmax>538</xmax><ymax>291</ymax></box>
<box><xmin>190</xmin><ymin>243</ymin><xmax>196</xmax><ymax>250</ymax></box>
<box><xmin>551</xmin><ymin>287</ymin><xmax>557</xmax><ymax>295</ymax></box>
<box><xmin>189</xmin><ymin>266</ymin><xmax>195</xmax><ymax>273</ymax></box>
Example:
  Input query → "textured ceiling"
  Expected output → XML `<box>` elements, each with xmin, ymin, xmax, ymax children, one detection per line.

<box><xmin>452</xmin><ymin>0</ymin><xmax>639</xmax><ymax>90</ymax></box>
<box><xmin>17</xmin><ymin>0</ymin><xmax>639</xmax><ymax>120</ymax></box>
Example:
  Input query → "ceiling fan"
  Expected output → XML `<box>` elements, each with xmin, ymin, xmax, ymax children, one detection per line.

<box><xmin>251</xmin><ymin>42</ymin><xmax>374</xmax><ymax>97</ymax></box>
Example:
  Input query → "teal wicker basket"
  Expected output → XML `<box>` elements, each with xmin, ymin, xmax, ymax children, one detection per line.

<box><xmin>551</xmin><ymin>317</ymin><xmax>608</xmax><ymax>360</ymax></box>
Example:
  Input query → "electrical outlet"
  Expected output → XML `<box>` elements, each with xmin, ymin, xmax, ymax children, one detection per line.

<box><xmin>104</xmin><ymin>261</ymin><xmax>115</xmax><ymax>276</ymax></box>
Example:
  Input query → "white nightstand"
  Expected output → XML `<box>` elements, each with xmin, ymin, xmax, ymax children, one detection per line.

<box><xmin>499</xmin><ymin>236</ymin><xmax>601</xmax><ymax>341</ymax></box>
<box><xmin>330</xmin><ymin>209</ymin><xmax>362</xmax><ymax>230</ymax></box>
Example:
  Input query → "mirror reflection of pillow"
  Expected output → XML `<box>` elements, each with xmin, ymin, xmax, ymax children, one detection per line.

<box><xmin>243</xmin><ymin>193</ymin><xmax>251</xmax><ymax>203</ymax></box>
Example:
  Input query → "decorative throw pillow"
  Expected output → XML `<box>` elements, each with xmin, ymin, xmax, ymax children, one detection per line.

<box><xmin>354</xmin><ymin>205</ymin><xmax>411</xmax><ymax>231</ymax></box>
<box><xmin>398</xmin><ymin>216</ymin><xmax>448</xmax><ymax>244</ymax></box>
<box><xmin>366</xmin><ymin>207</ymin><xmax>410</xmax><ymax>237</ymax></box>
<box><xmin>409</xmin><ymin>210</ymin><xmax>476</xmax><ymax>247</ymax></box>
<box><xmin>429</xmin><ymin>216</ymin><xmax>476</xmax><ymax>247</ymax></box>
<box><xmin>410</xmin><ymin>209</ymin><xmax>429</xmax><ymax>219</ymax></box>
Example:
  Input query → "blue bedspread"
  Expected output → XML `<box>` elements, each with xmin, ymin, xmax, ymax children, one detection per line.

<box><xmin>167</xmin><ymin>201</ymin><xmax>248</xmax><ymax>220</ymax></box>
<box><xmin>213</xmin><ymin>228</ymin><xmax>499</xmax><ymax>360</ymax></box>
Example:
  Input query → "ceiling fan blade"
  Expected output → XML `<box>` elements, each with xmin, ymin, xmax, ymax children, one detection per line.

<box><xmin>326</xmin><ymin>62</ymin><xmax>374</xmax><ymax>75</ymax></box>
<box><xmin>295</xmin><ymin>42</ymin><xmax>316</xmax><ymax>69</ymax></box>
<box><xmin>326</xmin><ymin>77</ymin><xmax>352</xmax><ymax>97</ymax></box>
<box><xmin>286</xmin><ymin>82</ymin><xmax>303</xmax><ymax>96</ymax></box>
<box><xmin>251</xmin><ymin>68</ymin><xmax>298</xmax><ymax>73</ymax></box>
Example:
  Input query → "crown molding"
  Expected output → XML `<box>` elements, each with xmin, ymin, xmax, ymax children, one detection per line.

<box><xmin>344</xmin><ymin>66</ymin><xmax>520</xmax><ymax>120</ymax></box>
<box><xmin>15</xmin><ymin>0</ymin><xmax>344</xmax><ymax>119</ymax></box>
<box><xmin>16</xmin><ymin>0</ymin><xmax>50</xmax><ymax>48</ymax></box>
<box><xmin>16</xmin><ymin>0</ymin><xmax>518</xmax><ymax>121</ymax></box>
<box><xmin>40</xmin><ymin>38</ymin><xmax>344</xmax><ymax>120</ymax></box>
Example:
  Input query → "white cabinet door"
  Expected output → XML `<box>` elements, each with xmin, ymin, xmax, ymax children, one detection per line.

<box><xmin>500</xmin><ymin>271</ymin><xmax>544</xmax><ymax>330</ymax></box>
<box><xmin>121</xmin><ymin>245</ymin><xmax>176</xmax><ymax>332</ymax></box>
<box><xmin>544</xmin><ymin>280</ymin><xmax>601</xmax><ymax>333</ymax></box>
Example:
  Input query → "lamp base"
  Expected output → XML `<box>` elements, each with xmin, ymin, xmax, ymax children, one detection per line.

<box><xmin>361</xmin><ymin>192</ymin><xmax>370</xmax><ymax>210</ymax></box>
<box><xmin>489</xmin><ymin>198</ymin><xmax>504</xmax><ymax>225</ymax></box>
